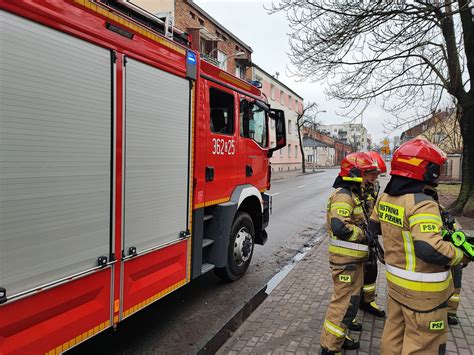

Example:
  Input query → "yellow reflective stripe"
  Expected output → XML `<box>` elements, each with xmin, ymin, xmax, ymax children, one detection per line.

<box><xmin>448</xmin><ymin>247</ymin><xmax>464</xmax><ymax>266</ymax></box>
<box><xmin>353</xmin><ymin>206</ymin><xmax>363</xmax><ymax>214</ymax></box>
<box><xmin>347</xmin><ymin>227</ymin><xmax>359</xmax><ymax>242</ymax></box>
<box><xmin>329</xmin><ymin>245</ymin><xmax>368</xmax><ymax>258</ymax></box>
<box><xmin>449</xmin><ymin>294</ymin><xmax>460</xmax><ymax>302</ymax></box>
<box><xmin>342</xmin><ymin>176</ymin><xmax>362</xmax><ymax>182</ymax></box>
<box><xmin>331</xmin><ymin>202</ymin><xmax>353</xmax><ymax>211</ymax></box>
<box><xmin>363</xmin><ymin>283</ymin><xmax>376</xmax><ymax>292</ymax></box>
<box><xmin>323</xmin><ymin>319</ymin><xmax>345</xmax><ymax>338</ymax></box>
<box><xmin>402</xmin><ymin>231</ymin><xmax>416</xmax><ymax>272</ymax></box>
<box><xmin>386</xmin><ymin>271</ymin><xmax>452</xmax><ymax>292</ymax></box>
<box><xmin>409</xmin><ymin>214</ymin><xmax>442</xmax><ymax>227</ymax></box>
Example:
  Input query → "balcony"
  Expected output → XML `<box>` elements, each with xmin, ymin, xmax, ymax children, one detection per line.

<box><xmin>201</xmin><ymin>52</ymin><xmax>220</xmax><ymax>66</ymax></box>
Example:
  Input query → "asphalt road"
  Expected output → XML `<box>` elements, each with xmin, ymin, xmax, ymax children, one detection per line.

<box><xmin>69</xmin><ymin>169</ymin><xmax>337</xmax><ymax>355</ymax></box>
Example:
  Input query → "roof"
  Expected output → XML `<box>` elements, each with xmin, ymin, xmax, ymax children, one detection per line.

<box><xmin>187</xmin><ymin>1</ymin><xmax>253</xmax><ymax>53</ymax></box>
<box><xmin>253</xmin><ymin>63</ymin><xmax>304</xmax><ymax>101</ymax></box>
<box><xmin>400</xmin><ymin>110</ymin><xmax>451</xmax><ymax>140</ymax></box>
<box><xmin>303</xmin><ymin>138</ymin><xmax>330</xmax><ymax>148</ymax></box>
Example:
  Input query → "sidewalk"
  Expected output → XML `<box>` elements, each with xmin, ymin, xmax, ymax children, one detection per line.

<box><xmin>271</xmin><ymin>168</ymin><xmax>328</xmax><ymax>182</ymax></box>
<box><xmin>217</xmin><ymin>231</ymin><xmax>474</xmax><ymax>355</ymax></box>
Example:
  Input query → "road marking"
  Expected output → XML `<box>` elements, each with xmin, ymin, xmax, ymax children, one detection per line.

<box><xmin>297</xmin><ymin>185</ymin><xmax>306</xmax><ymax>188</ymax></box>
<box><xmin>270</xmin><ymin>192</ymin><xmax>280</xmax><ymax>196</ymax></box>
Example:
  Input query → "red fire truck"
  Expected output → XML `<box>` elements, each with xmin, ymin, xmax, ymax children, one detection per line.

<box><xmin>0</xmin><ymin>1</ymin><xmax>286</xmax><ymax>353</ymax></box>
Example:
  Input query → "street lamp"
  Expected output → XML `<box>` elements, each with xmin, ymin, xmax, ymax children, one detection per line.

<box><xmin>220</xmin><ymin>51</ymin><xmax>246</xmax><ymax>68</ymax></box>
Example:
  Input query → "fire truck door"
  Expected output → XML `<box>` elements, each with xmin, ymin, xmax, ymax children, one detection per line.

<box><xmin>239</xmin><ymin>99</ymin><xmax>269</xmax><ymax>189</ymax></box>
<box><xmin>205</xmin><ymin>87</ymin><xmax>238</xmax><ymax>203</ymax></box>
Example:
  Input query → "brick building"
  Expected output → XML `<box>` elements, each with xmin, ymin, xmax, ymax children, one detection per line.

<box><xmin>132</xmin><ymin>0</ymin><xmax>253</xmax><ymax>80</ymax></box>
<box><xmin>302</xmin><ymin>127</ymin><xmax>353</xmax><ymax>166</ymax></box>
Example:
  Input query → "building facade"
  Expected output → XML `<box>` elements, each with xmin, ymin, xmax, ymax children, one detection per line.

<box><xmin>320</xmin><ymin>123</ymin><xmax>368</xmax><ymax>152</ymax></box>
<box><xmin>400</xmin><ymin>109</ymin><xmax>462</xmax><ymax>181</ymax></box>
<box><xmin>302</xmin><ymin>127</ymin><xmax>352</xmax><ymax>167</ymax></box>
<box><xmin>252</xmin><ymin>65</ymin><xmax>303</xmax><ymax>172</ymax></box>
<box><xmin>132</xmin><ymin>0</ymin><xmax>253</xmax><ymax>80</ymax></box>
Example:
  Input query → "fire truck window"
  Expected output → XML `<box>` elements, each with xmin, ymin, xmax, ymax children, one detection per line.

<box><xmin>240</xmin><ymin>100</ymin><xmax>267</xmax><ymax>148</ymax></box>
<box><xmin>210</xmin><ymin>88</ymin><xmax>234</xmax><ymax>134</ymax></box>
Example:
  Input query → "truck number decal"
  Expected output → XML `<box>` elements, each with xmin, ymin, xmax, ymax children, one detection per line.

<box><xmin>212</xmin><ymin>138</ymin><xmax>235</xmax><ymax>155</ymax></box>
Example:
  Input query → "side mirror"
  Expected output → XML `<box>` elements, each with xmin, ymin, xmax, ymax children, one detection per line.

<box><xmin>268</xmin><ymin>109</ymin><xmax>286</xmax><ymax>157</ymax></box>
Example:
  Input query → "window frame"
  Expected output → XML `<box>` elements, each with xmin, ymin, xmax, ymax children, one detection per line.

<box><xmin>239</xmin><ymin>97</ymin><xmax>269</xmax><ymax>148</ymax></box>
<box><xmin>209</xmin><ymin>86</ymin><xmax>236</xmax><ymax>136</ymax></box>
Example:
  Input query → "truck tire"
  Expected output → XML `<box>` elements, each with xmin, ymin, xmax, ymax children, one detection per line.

<box><xmin>215</xmin><ymin>211</ymin><xmax>255</xmax><ymax>281</ymax></box>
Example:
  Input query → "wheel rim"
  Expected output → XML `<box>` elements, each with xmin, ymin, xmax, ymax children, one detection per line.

<box><xmin>233</xmin><ymin>227</ymin><xmax>253</xmax><ymax>266</ymax></box>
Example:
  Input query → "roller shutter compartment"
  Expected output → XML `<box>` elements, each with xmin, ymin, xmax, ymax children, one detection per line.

<box><xmin>124</xmin><ymin>58</ymin><xmax>190</xmax><ymax>252</ymax></box>
<box><xmin>0</xmin><ymin>12</ymin><xmax>112</xmax><ymax>297</ymax></box>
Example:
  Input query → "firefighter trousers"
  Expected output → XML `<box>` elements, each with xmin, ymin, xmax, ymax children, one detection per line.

<box><xmin>381</xmin><ymin>295</ymin><xmax>448</xmax><ymax>355</ymax></box>
<box><xmin>447</xmin><ymin>265</ymin><xmax>462</xmax><ymax>315</ymax></box>
<box><xmin>320</xmin><ymin>263</ymin><xmax>363</xmax><ymax>352</ymax></box>
<box><xmin>362</xmin><ymin>253</ymin><xmax>377</xmax><ymax>303</ymax></box>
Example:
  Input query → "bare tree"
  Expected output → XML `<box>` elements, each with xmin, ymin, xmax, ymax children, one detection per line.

<box><xmin>296</xmin><ymin>102</ymin><xmax>321</xmax><ymax>173</ymax></box>
<box><xmin>269</xmin><ymin>1</ymin><xmax>474</xmax><ymax>216</ymax></box>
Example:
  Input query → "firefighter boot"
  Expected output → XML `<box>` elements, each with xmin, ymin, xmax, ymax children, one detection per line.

<box><xmin>343</xmin><ymin>335</ymin><xmax>360</xmax><ymax>350</ymax></box>
<box><xmin>320</xmin><ymin>348</ymin><xmax>341</xmax><ymax>355</ymax></box>
<box><xmin>360</xmin><ymin>301</ymin><xmax>386</xmax><ymax>317</ymax></box>
<box><xmin>347</xmin><ymin>319</ymin><xmax>362</xmax><ymax>331</ymax></box>
<box><xmin>448</xmin><ymin>313</ymin><xmax>459</xmax><ymax>325</ymax></box>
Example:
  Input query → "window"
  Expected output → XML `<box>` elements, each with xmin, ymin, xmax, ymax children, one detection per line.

<box><xmin>210</xmin><ymin>88</ymin><xmax>234</xmax><ymax>134</ymax></box>
<box><xmin>288</xmin><ymin>119</ymin><xmax>292</xmax><ymax>134</ymax></box>
<box><xmin>270</xmin><ymin>85</ymin><xmax>275</xmax><ymax>100</ymax></box>
<box><xmin>295</xmin><ymin>145</ymin><xmax>298</xmax><ymax>158</ymax></box>
<box><xmin>288</xmin><ymin>95</ymin><xmax>292</xmax><ymax>109</ymax></box>
<box><xmin>235</xmin><ymin>63</ymin><xmax>245</xmax><ymax>79</ymax></box>
<box><xmin>295</xmin><ymin>121</ymin><xmax>298</xmax><ymax>133</ymax></box>
<box><xmin>198</xmin><ymin>18</ymin><xmax>205</xmax><ymax>26</ymax></box>
<box><xmin>288</xmin><ymin>144</ymin><xmax>291</xmax><ymax>157</ymax></box>
<box><xmin>189</xmin><ymin>11</ymin><xmax>195</xmax><ymax>20</ymax></box>
<box><xmin>240</xmin><ymin>99</ymin><xmax>268</xmax><ymax>147</ymax></box>
<box><xmin>217</xmin><ymin>50</ymin><xmax>227</xmax><ymax>70</ymax></box>
<box><xmin>280</xmin><ymin>90</ymin><xmax>285</xmax><ymax>104</ymax></box>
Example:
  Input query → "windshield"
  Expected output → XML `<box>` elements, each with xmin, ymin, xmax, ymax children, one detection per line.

<box><xmin>240</xmin><ymin>99</ymin><xmax>267</xmax><ymax>148</ymax></box>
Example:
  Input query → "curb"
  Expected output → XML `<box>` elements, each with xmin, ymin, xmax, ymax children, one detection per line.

<box><xmin>197</xmin><ymin>227</ymin><xmax>326</xmax><ymax>355</ymax></box>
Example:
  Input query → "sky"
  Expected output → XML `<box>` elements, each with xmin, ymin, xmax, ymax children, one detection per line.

<box><xmin>194</xmin><ymin>0</ymin><xmax>402</xmax><ymax>144</ymax></box>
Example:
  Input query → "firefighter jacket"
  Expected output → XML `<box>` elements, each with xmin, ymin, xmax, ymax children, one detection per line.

<box><xmin>326</xmin><ymin>187</ymin><xmax>368</xmax><ymax>265</ymax></box>
<box><xmin>369</xmin><ymin>191</ymin><xmax>464</xmax><ymax>311</ymax></box>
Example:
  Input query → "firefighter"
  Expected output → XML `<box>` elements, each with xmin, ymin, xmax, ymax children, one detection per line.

<box><xmin>320</xmin><ymin>152</ymin><xmax>378</xmax><ymax>355</ymax></box>
<box><xmin>424</xmin><ymin>185</ymin><xmax>463</xmax><ymax>326</ymax></box>
<box><xmin>368</xmin><ymin>138</ymin><xmax>469</xmax><ymax>354</ymax></box>
<box><xmin>359</xmin><ymin>151</ymin><xmax>387</xmax><ymax>318</ymax></box>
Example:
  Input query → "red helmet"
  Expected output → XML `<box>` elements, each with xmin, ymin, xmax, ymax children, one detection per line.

<box><xmin>367</xmin><ymin>151</ymin><xmax>387</xmax><ymax>174</ymax></box>
<box><xmin>391</xmin><ymin>138</ymin><xmax>447</xmax><ymax>182</ymax></box>
<box><xmin>339</xmin><ymin>152</ymin><xmax>378</xmax><ymax>183</ymax></box>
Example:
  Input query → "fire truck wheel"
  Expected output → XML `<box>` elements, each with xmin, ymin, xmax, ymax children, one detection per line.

<box><xmin>215</xmin><ymin>211</ymin><xmax>255</xmax><ymax>281</ymax></box>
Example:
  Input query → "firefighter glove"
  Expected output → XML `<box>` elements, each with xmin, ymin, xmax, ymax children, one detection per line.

<box><xmin>447</xmin><ymin>231</ymin><xmax>474</xmax><ymax>261</ymax></box>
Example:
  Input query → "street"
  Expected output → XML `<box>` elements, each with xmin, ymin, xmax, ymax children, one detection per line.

<box><xmin>69</xmin><ymin>169</ymin><xmax>337</xmax><ymax>355</ymax></box>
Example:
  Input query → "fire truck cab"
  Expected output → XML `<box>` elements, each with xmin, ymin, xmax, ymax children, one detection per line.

<box><xmin>0</xmin><ymin>1</ymin><xmax>286</xmax><ymax>353</ymax></box>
